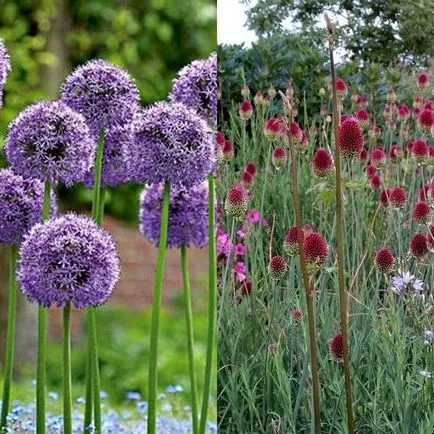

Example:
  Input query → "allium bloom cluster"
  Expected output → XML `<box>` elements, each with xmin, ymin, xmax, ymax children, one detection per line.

<box><xmin>0</xmin><ymin>38</ymin><xmax>11</xmax><ymax>108</ymax></box>
<box><xmin>417</xmin><ymin>72</ymin><xmax>429</xmax><ymax>89</ymax></box>
<box><xmin>375</xmin><ymin>248</ymin><xmax>395</xmax><ymax>273</ymax></box>
<box><xmin>338</xmin><ymin>117</ymin><xmax>364</xmax><ymax>158</ymax></box>
<box><xmin>18</xmin><ymin>213</ymin><xmax>120</xmax><ymax>308</ymax></box>
<box><xmin>417</xmin><ymin>108</ymin><xmax>434</xmax><ymax>134</ymax></box>
<box><xmin>329</xmin><ymin>332</ymin><xmax>344</xmax><ymax>362</ymax></box>
<box><xmin>61</xmin><ymin>59</ymin><xmax>139</xmax><ymax>134</ymax></box>
<box><xmin>0</xmin><ymin>169</ymin><xmax>45</xmax><ymax>244</ymax></box>
<box><xmin>272</xmin><ymin>147</ymin><xmax>287</xmax><ymax>169</ymax></box>
<box><xmin>412</xmin><ymin>139</ymin><xmax>429</xmax><ymax>164</ymax></box>
<box><xmin>130</xmin><ymin>102</ymin><xmax>214</xmax><ymax>188</ymax></box>
<box><xmin>268</xmin><ymin>256</ymin><xmax>288</xmax><ymax>280</ymax></box>
<box><xmin>303</xmin><ymin>232</ymin><xmax>328</xmax><ymax>266</ymax></box>
<box><xmin>170</xmin><ymin>52</ymin><xmax>217</xmax><ymax>125</ymax></box>
<box><xmin>239</xmin><ymin>100</ymin><xmax>253</xmax><ymax>120</ymax></box>
<box><xmin>409</xmin><ymin>233</ymin><xmax>428</xmax><ymax>259</ymax></box>
<box><xmin>413</xmin><ymin>202</ymin><xmax>432</xmax><ymax>225</ymax></box>
<box><xmin>225</xmin><ymin>184</ymin><xmax>247</xmax><ymax>219</ymax></box>
<box><xmin>370</xmin><ymin>148</ymin><xmax>387</xmax><ymax>169</ymax></box>
<box><xmin>312</xmin><ymin>148</ymin><xmax>334</xmax><ymax>177</ymax></box>
<box><xmin>4</xmin><ymin>101</ymin><xmax>95</xmax><ymax>186</ymax></box>
<box><xmin>264</xmin><ymin>118</ymin><xmax>281</xmax><ymax>141</ymax></box>
<box><xmin>390</xmin><ymin>145</ymin><xmax>403</xmax><ymax>163</ymax></box>
<box><xmin>389</xmin><ymin>187</ymin><xmax>407</xmax><ymax>208</ymax></box>
<box><xmin>140</xmin><ymin>182</ymin><xmax>208</xmax><ymax>249</ymax></box>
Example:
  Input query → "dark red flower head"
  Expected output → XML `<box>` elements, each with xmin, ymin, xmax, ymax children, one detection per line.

<box><xmin>397</xmin><ymin>104</ymin><xmax>410</xmax><ymax>122</ymax></box>
<box><xmin>417</xmin><ymin>72</ymin><xmax>429</xmax><ymax>89</ymax></box>
<box><xmin>283</xmin><ymin>225</ymin><xmax>301</xmax><ymax>256</ymax></box>
<box><xmin>375</xmin><ymin>248</ymin><xmax>395</xmax><ymax>273</ymax></box>
<box><xmin>356</xmin><ymin>109</ymin><xmax>369</xmax><ymax>128</ymax></box>
<box><xmin>390</xmin><ymin>145</ymin><xmax>403</xmax><ymax>162</ymax></box>
<box><xmin>245</xmin><ymin>162</ymin><xmax>257</xmax><ymax>177</ymax></box>
<box><xmin>359</xmin><ymin>148</ymin><xmax>369</xmax><ymax>162</ymax></box>
<box><xmin>268</xmin><ymin>255</ymin><xmax>288</xmax><ymax>280</ymax></box>
<box><xmin>217</xmin><ymin>131</ymin><xmax>225</xmax><ymax>146</ymax></box>
<box><xmin>417</xmin><ymin>109</ymin><xmax>434</xmax><ymax>134</ymax></box>
<box><xmin>291</xmin><ymin>308</ymin><xmax>303</xmax><ymax>324</ymax></box>
<box><xmin>389</xmin><ymin>187</ymin><xmax>407</xmax><ymax>208</ymax></box>
<box><xmin>272</xmin><ymin>146</ymin><xmax>287</xmax><ymax>169</ymax></box>
<box><xmin>335</xmin><ymin>79</ymin><xmax>348</xmax><ymax>97</ymax></box>
<box><xmin>225</xmin><ymin>184</ymin><xmax>248</xmax><ymax>219</ymax></box>
<box><xmin>412</xmin><ymin>139</ymin><xmax>429</xmax><ymax>163</ymax></box>
<box><xmin>289</xmin><ymin>121</ymin><xmax>303</xmax><ymax>145</ymax></box>
<box><xmin>370</xmin><ymin>174</ymin><xmax>381</xmax><ymax>190</ymax></box>
<box><xmin>239</xmin><ymin>280</ymin><xmax>252</xmax><ymax>296</ymax></box>
<box><xmin>239</xmin><ymin>99</ymin><xmax>253</xmax><ymax>120</ymax></box>
<box><xmin>264</xmin><ymin>118</ymin><xmax>281</xmax><ymax>140</ymax></box>
<box><xmin>242</xmin><ymin>170</ymin><xmax>254</xmax><ymax>188</ymax></box>
<box><xmin>338</xmin><ymin>117</ymin><xmax>364</xmax><ymax>158</ymax></box>
<box><xmin>312</xmin><ymin>148</ymin><xmax>334</xmax><ymax>177</ymax></box>
<box><xmin>329</xmin><ymin>332</ymin><xmax>344</xmax><ymax>362</ymax></box>
<box><xmin>365</xmin><ymin>164</ymin><xmax>377</xmax><ymax>179</ymax></box>
<box><xmin>380</xmin><ymin>188</ymin><xmax>392</xmax><ymax>207</ymax></box>
<box><xmin>409</xmin><ymin>233</ymin><xmax>428</xmax><ymax>259</ymax></box>
<box><xmin>413</xmin><ymin>202</ymin><xmax>432</xmax><ymax>225</ymax></box>
<box><xmin>303</xmin><ymin>232</ymin><xmax>328</xmax><ymax>266</ymax></box>
<box><xmin>371</xmin><ymin>148</ymin><xmax>387</xmax><ymax>169</ymax></box>
<box><xmin>222</xmin><ymin>140</ymin><xmax>234</xmax><ymax>159</ymax></box>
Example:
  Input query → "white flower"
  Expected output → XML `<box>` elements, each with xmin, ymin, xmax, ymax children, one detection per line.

<box><xmin>423</xmin><ymin>330</ymin><xmax>434</xmax><ymax>345</ymax></box>
<box><xmin>419</xmin><ymin>370</ymin><xmax>432</xmax><ymax>378</ymax></box>
<box><xmin>390</xmin><ymin>270</ymin><xmax>424</xmax><ymax>295</ymax></box>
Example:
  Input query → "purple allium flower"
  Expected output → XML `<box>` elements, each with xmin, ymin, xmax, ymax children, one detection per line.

<box><xmin>169</xmin><ymin>52</ymin><xmax>217</xmax><ymax>126</ymax></box>
<box><xmin>131</xmin><ymin>101</ymin><xmax>214</xmax><ymax>187</ymax></box>
<box><xmin>4</xmin><ymin>101</ymin><xmax>96</xmax><ymax>186</ymax></box>
<box><xmin>0</xmin><ymin>169</ymin><xmax>45</xmax><ymax>244</ymax></box>
<box><xmin>60</xmin><ymin>59</ymin><xmax>140</xmax><ymax>134</ymax></box>
<box><xmin>139</xmin><ymin>182</ymin><xmax>208</xmax><ymax>249</ymax></box>
<box><xmin>83</xmin><ymin>125</ymin><xmax>133</xmax><ymax>187</ymax></box>
<box><xmin>0</xmin><ymin>38</ymin><xmax>11</xmax><ymax>108</ymax></box>
<box><xmin>18</xmin><ymin>213</ymin><xmax>120</xmax><ymax>308</ymax></box>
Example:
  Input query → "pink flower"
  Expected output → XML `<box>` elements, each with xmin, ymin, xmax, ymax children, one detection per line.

<box><xmin>247</xmin><ymin>209</ymin><xmax>261</xmax><ymax>223</ymax></box>
<box><xmin>233</xmin><ymin>261</ymin><xmax>246</xmax><ymax>282</ymax></box>
<box><xmin>237</xmin><ymin>228</ymin><xmax>246</xmax><ymax>238</ymax></box>
<box><xmin>234</xmin><ymin>243</ymin><xmax>245</xmax><ymax>256</ymax></box>
<box><xmin>217</xmin><ymin>229</ymin><xmax>232</xmax><ymax>257</ymax></box>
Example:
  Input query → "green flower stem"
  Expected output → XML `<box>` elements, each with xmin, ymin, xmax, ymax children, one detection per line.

<box><xmin>180</xmin><ymin>245</ymin><xmax>199</xmax><ymax>434</ymax></box>
<box><xmin>327</xmin><ymin>15</ymin><xmax>354</xmax><ymax>434</ymax></box>
<box><xmin>36</xmin><ymin>181</ymin><xmax>51</xmax><ymax>434</ymax></box>
<box><xmin>63</xmin><ymin>302</ymin><xmax>72</xmax><ymax>434</ymax></box>
<box><xmin>147</xmin><ymin>181</ymin><xmax>171</xmax><ymax>434</ymax></box>
<box><xmin>199</xmin><ymin>173</ymin><xmax>217</xmax><ymax>434</ymax></box>
<box><xmin>0</xmin><ymin>244</ymin><xmax>18</xmax><ymax>432</ymax></box>
<box><xmin>84</xmin><ymin>128</ymin><xmax>105</xmax><ymax>434</ymax></box>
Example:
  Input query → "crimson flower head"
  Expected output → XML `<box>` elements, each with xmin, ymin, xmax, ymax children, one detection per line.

<box><xmin>375</xmin><ymin>248</ymin><xmax>395</xmax><ymax>273</ymax></box>
<box><xmin>335</xmin><ymin>79</ymin><xmax>348</xmax><ymax>98</ymax></box>
<box><xmin>356</xmin><ymin>109</ymin><xmax>369</xmax><ymax>128</ymax></box>
<box><xmin>241</xmin><ymin>170</ymin><xmax>254</xmax><ymax>188</ymax></box>
<box><xmin>413</xmin><ymin>202</ymin><xmax>433</xmax><ymax>225</ymax></box>
<box><xmin>338</xmin><ymin>117</ymin><xmax>364</xmax><ymax>158</ymax></box>
<box><xmin>283</xmin><ymin>225</ymin><xmax>301</xmax><ymax>256</ymax></box>
<box><xmin>412</xmin><ymin>139</ymin><xmax>429</xmax><ymax>164</ymax></box>
<box><xmin>288</xmin><ymin>121</ymin><xmax>303</xmax><ymax>146</ymax></box>
<box><xmin>272</xmin><ymin>146</ymin><xmax>287</xmax><ymax>169</ymax></box>
<box><xmin>390</xmin><ymin>145</ymin><xmax>403</xmax><ymax>163</ymax></box>
<box><xmin>239</xmin><ymin>100</ymin><xmax>253</xmax><ymax>121</ymax></box>
<box><xmin>365</xmin><ymin>164</ymin><xmax>377</xmax><ymax>179</ymax></box>
<box><xmin>380</xmin><ymin>188</ymin><xmax>392</xmax><ymax>207</ymax></box>
<box><xmin>239</xmin><ymin>280</ymin><xmax>252</xmax><ymax>296</ymax></box>
<box><xmin>303</xmin><ymin>232</ymin><xmax>328</xmax><ymax>266</ymax></box>
<box><xmin>218</xmin><ymin>139</ymin><xmax>234</xmax><ymax>162</ymax></box>
<box><xmin>245</xmin><ymin>162</ymin><xmax>257</xmax><ymax>177</ymax></box>
<box><xmin>371</xmin><ymin>148</ymin><xmax>387</xmax><ymax>169</ymax></box>
<box><xmin>370</xmin><ymin>174</ymin><xmax>381</xmax><ymax>190</ymax></box>
<box><xmin>291</xmin><ymin>309</ymin><xmax>303</xmax><ymax>324</ymax></box>
<box><xmin>225</xmin><ymin>184</ymin><xmax>247</xmax><ymax>219</ymax></box>
<box><xmin>389</xmin><ymin>187</ymin><xmax>407</xmax><ymax>208</ymax></box>
<box><xmin>410</xmin><ymin>233</ymin><xmax>428</xmax><ymax>259</ymax></box>
<box><xmin>264</xmin><ymin>118</ymin><xmax>281</xmax><ymax>141</ymax></box>
<box><xmin>397</xmin><ymin>104</ymin><xmax>410</xmax><ymax>122</ymax></box>
<box><xmin>359</xmin><ymin>148</ymin><xmax>369</xmax><ymax>162</ymax></box>
<box><xmin>417</xmin><ymin>72</ymin><xmax>429</xmax><ymax>89</ymax></box>
<box><xmin>268</xmin><ymin>255</ymin><xmax>288</xmax><ymax>280</ymax></box>
<box><xmin>329</xmin><ymin>332</ymin><xmax>344</xmax><ymax>363</ymax></box>
<box><xmin>417</xmin><ymin>108</ymin><xmax>434</xmax><ymax>134</ymax></box>
<box><xmin>312</xmin><ymin>148</ymin><xmax>334</xmax><ymax>177</ymax></box>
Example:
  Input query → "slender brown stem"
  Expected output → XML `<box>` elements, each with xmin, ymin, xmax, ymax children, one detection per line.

<box><xmin>281</xmin><ymin>93</ymin><xmax>321</xmax><ymax>433</ymax></box>
<box><xmin>326</xmin><ymin>13</ymin><xmax>354</xmax><ymax>434</ymax></box>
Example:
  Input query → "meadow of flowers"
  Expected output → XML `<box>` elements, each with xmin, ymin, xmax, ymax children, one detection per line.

<box><xmin>217</xmin><ymin>23</ymin><xmax>434</xmax><ymax>434</ymax></box>
<box><xmin>0</xmin><ymin>37</ymin><xmax>217</xmax><ymax>434</ymax></box>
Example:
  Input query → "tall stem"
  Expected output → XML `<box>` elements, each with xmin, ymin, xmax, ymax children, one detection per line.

<box><xmin>327</xmin><ymin>15</ymin><xmax>354</xmax><ymax>434</ymax></box>
<box><xmin>199</xmin><ymin>173</ymin><xmax>217</xmax><ymax>434</ymax></box>
<box><xmin>147</xmin><ymin>181</ymin><xmax>171</xmax><ymax>434</ymax></box>
<box><xmin>36</xmin><ymin>181</ymin><xmax>51</xmax><ymax>434</ymax></box>
<box><xmin>180</xmin><ymin>246</ymin><xmax>199</xmax><ymax>434</ymax></box>
<box><xmin>63</xmin><ymin>302</ymin><xmax>72</xmax><ymax>434</ymax></box>
<box><xmin>0</xmin><ymin>244</ymin><xmax>18</xmax><ymax>431</ymax></box>
<box><xmin>84</xmin><ymin>128</ymin><xmax>105</xmax><ymax>434</ymax></box>
<box><xmin>282</xmin><ymin>94</ymin><xmax>321</xmax><ymax>433</ymax></box>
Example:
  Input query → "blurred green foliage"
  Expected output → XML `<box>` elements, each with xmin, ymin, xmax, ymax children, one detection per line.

<box><xmin>0</xmin><ymin>0</ymin><xmax>216</xmax><ymax>222</ymax></box>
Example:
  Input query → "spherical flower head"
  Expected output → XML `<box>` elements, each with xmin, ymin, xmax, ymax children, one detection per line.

<box><xmin>289</xmin><ymin>121</ymin><xmax>303</xmax><ymax>146</ymax></box>
<box><xmin>4</xmin><ymin>101</ymin><xmax>95</xmax><ymax>186</ymax></box>
<box><xmin>417</xmin><ymin>108</ymin><xmax>434</xmax><ymax>134</ymax></box>
<box><xmin>140</xmin><ymin>182</ymin><xmax>208</xmax><ymax>249</ymax></box>
<box><xmin>272</xmin><ymin>146</ymin><xmax>287</xmax><ymax>169</ymax></box>
<box><xmin>390</xmin><ymin>145</ymin><xmax>403</xmax><ymax>163</ymax></box>
<box><xmin>0</xmin><ymin>39</ymin><xmax>11</xmax><ymax>108</ymax></box>
<box><xmin>131</xmin><ymin>101</ymin><xmax>214</xmax><ymax>187</ymax></box>
<box><xmin>412</xmin><ymin>139</ymin><xmax>429</xmax><ymax>164</ymax></box>
<box><xmin>356</xmin><ymin>109</ymin><xmax>369</xmax><ymax>128</ymax></box>
<box><xmin>264</xmin><ymin>118</ymin><xmax>281</xmax><ymax>141</ymax></box>
<box><xmin>375</xmin><ymin>248</ymin><xmax>395</xmax><ymax>273</ymax></box>
<box><xmin>417</xmin><ymin>72</ymin><xmax>429</xmax><ymax>89</ymax></box>
<box><xmin>0</xmin><ymin>169</ymin><xmax>45</xmax><ymax>244</ymax></box>
<box><xmin>380</xmin><ymin>188</ymin><xmax>392</xmax><ymax>207</ymax></box>
<box><xmin>239</xmin><ymin>100</ymin><xmax>253</xmax><ymax>121</ymax></box>
<box><xmin>409</xmin><ymin>233</ymin><xmax>428</xmax><ymax>259</ymax></box>
<box><xmin>370</xmin><ymin>174</ymin><xmax>381</xmax><ymax>190</ymax></box>
<box><xmin>291</xmin><ymin>308</ymin><xmax>303</xmax><ymax>324</ymax></box>
<box><xmin>312</xmin><ymin>147</ymin><xmax>334</xmax><ymax>177</ymax></box>
<box><xmin>335</xmin><ymin>79</ymin><xmax>348</xmax><ymax>98</ymax></box>
<box><xmin>389</xmin><ymin>187</ymin><xmax>407</xmax><ymax>209</ymax></box>
<box><xmin>283</xmin><ymin>225</ymin><xmax>302</xmax><ymax>256</ymax></box>
<box><xmin>241</xmin><ymin>170</ymin><xmax>254</xmax><ymax>188</ymax></box>
<box><xmin>83</xmin><ymin>125</ymin><xmax>133</xmax><ymax>187</ymax></box>
<box><xmin>397</xmin><ymin>104</ymin><xmax>410</xmax><ymax>122</ymax></box>
<box><xmin>413</xmin><ymin>202</ymin><xmax>433</xmax><ymax>226</ymax></box>
<box><xmin>60</xmin><ymin>59</ymin><xmax>139</xmax><ymax>134</ymax></box>
<box><xmin>338</xmin><ymin>117</ymin><xmax>364</xmax><ymax>158</ymax></box>
<box><xmin>359</xmin><ymin>148</ymin><xmax>369</xmax><ymax>162</ymax></box>
<box><xmin>225</xmin><ymin>184</ymin><xmax>247</xmax><ymax>220</ymax></box>
<box><xmin>303</xmin><ymin>232</ymin><xmax>328</xmax><ymax>266</ymax></box>
<box><xmin>245</xmin><ymin>162</ymin><xmax>257</xmax><ymax>177</ymax></box>
<box><xmin>18</xmin><ymin>213</ymin><xmax>120</xmax><ymax>308</ymax></box>
<box><xmin>170</xmin><ymin>52</ymin><xmax>217</xmax><ymax>125</ymax></box>
<box><xmin>365</xmin><ymin>164</ymin><xmax>377</xmax><ymax>179</ymax></box>
<box><xmin>268</xmin><ymin>256</ymin><xmax>288</xmax><ymax>280</ymax></box>
<box><xmin>329</xmin><ymin>332</ymin><xmax>344</xmax><ymax>362</ymax></box>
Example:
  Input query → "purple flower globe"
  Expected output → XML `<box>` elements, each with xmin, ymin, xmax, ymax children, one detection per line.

<box><xmin>4</xmin><ymin>101</ymin><xmax>96</xmax><ymax>186</ymax></box>
<box><xmin>140</xmin><ymin>182</ymin><xmax>208</xmax><ymax>249</ymax></box>
<box><xmin>18</xmin><ymin>213</ymin><xmax>120</xmax><ymax>308</ymax></box>
<box><xmin>0</xmin><ymin>38</ymin><xmax>11</xmax><ymax>108</ymax></box>
<box><xmin>170</xmin><ymin>52</ymin><xmax>217</xmax><ymax>125</ymax></box>
<box><xmin>60</xmin><ymin>59</ymin><xmax>140</xmax><ymax>134</ymax></box>
<box><xmin>0</xmin><ymin>169</ymin><xmax>45</xmax><ymax>245</ymax></box>
<box><xmin>131</xmin><ymin>101</ymin><xmax>214</xmax><ymax>188</ymax></box>
<box><xmin>83</xmin><ymin>125</ymin><xmax>133</xmax><ymax>187</ymax></box>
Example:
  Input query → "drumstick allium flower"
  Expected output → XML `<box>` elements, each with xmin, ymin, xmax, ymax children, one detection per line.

<box><xmin>131</xmin><ymin>102</ymin><xmax>214</xmax><ymax>188</ymax></box>
<box><xmin>4</xmin><ymin>101</ymin><xmax>95</xmax><ymax>186</ymax></box>
<box><xmin>170</xmin><ymin>52</ymin><xmax>217</xmax><ymax>125</ymax></box>
<box><xmin>409</xmin><ymin>233</ymin><xmax>428</xmax><ymax>259</ymax></box>
<box><xmin>338</xmin><ymin>117</ymin><xmax>364</xmax><ymax>158</ymax></box>
<box><xmin>60</xmin><ymin>59</ymin><xmax>139</xmax><ymax>134</ymax></box>
<box><xmin>0</xmin><ymin>39</ymin><xmax>11</xmax><ymax>108</ymax></box>
<box><xmin>329</xmin><ymin>332</ymin><xmax>344</xmax><ymax>362</ymax></box>
<box><xmin>18</xmin><ymin>213</ymin><xmax>120</xmax><ymax>308</ymax></box>
<box><xmin>140</xmin><ymin>182</ymin><xmax>208</xmax><ymax>248</ymax></box>
<box><xmin>375</xmin><ymin>248</ymin><xmax>395</xmax><ymax>273</ymax></box>
<box><xmin>312</xmin><ymin>148</ymin><xmax>334</xmax><ymax>177</ymax></box>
